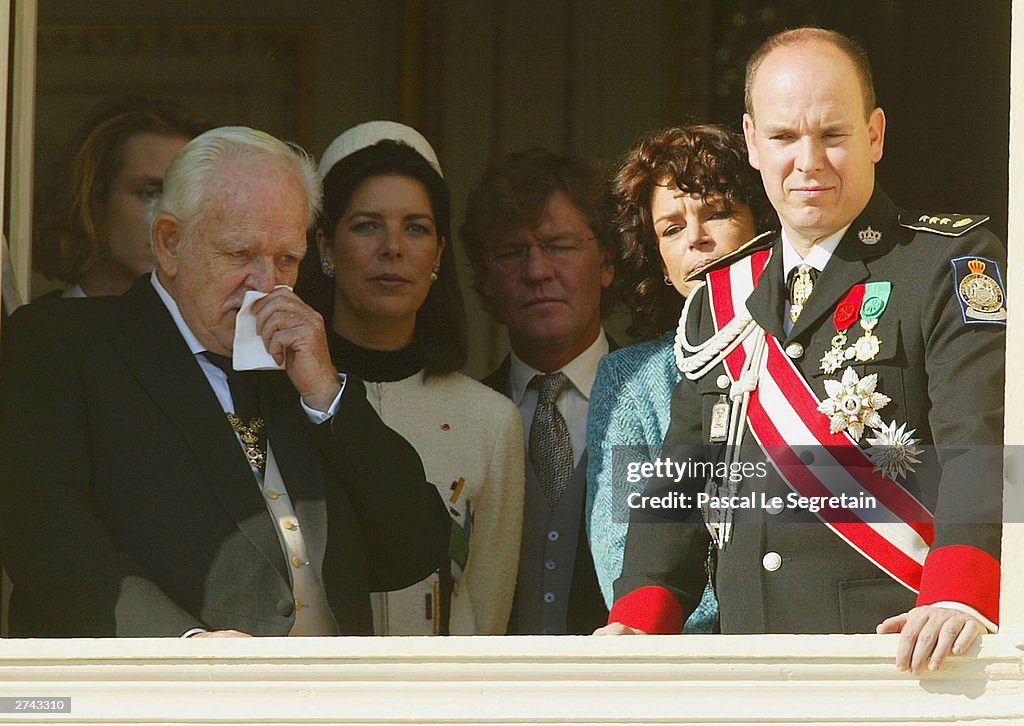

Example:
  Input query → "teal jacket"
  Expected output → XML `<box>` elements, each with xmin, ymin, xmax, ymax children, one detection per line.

<box><xmin>585</xmin><ymin>333</ymin><xmax>717</xmax><ymax>633</ymax></box>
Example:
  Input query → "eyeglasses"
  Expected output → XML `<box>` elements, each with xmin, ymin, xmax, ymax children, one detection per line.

<box><xmin>487</xmin><ymin>236</ymin><xmax>596</xmax><ymax>268</ymax></box>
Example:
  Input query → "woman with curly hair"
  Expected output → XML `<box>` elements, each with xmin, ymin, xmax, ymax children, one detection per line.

<box><xmin>586</xmin><ymin>124</ymin><xmax>775</xmax><ymax>632</ymax></box>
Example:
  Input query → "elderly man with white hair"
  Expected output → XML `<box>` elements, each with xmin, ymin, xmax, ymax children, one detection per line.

<box><xmin>0</xmin><ymin>126</ymin><xmax>449</xmax><ymax>637</ymax></box>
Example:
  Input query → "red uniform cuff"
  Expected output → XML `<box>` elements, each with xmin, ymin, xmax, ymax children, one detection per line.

<box><xmin>608</xmin><ymin>586</ymin><xmax>684</xmax><ymax>634</ymax></box>
<box><xmin>916</xmin><ymin>545</ymin><xmax>1000</xmax><ymax>625</ymax></box>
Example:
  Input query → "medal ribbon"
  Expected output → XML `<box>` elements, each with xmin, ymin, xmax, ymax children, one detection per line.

<box><xmin>833</xmin><ymin>284</ymin><xmax>866</xmax><ymax>332</ymax></box>
<box><xmin>706</xmin><ymin>256</ymin><xmax>933</xmax><ymax>593</ymax></box>
<box><xmin>860</xmin><ymin>281</ymin><xmax>892</xmax><ymax>321</ymax></box>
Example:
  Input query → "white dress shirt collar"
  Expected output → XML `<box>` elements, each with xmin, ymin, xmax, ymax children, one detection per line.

<box><xmin>507</xmin><ymin>328</ymin><xmax>609</xmax><ymax>405</ymax></box>
<box><xmin>780</xmin><ymin>224</ymin><xmax>850</xmax><ymax>279</ymax></box>
<box><xmin>508</xmin><ymin>329</ymin><xmax>608</xmax><ymax>468</ymax></box>
<box><xmin>150</xmin><ymin>273</ymin><xmax>207</xmax><ymax>355</ymax></box>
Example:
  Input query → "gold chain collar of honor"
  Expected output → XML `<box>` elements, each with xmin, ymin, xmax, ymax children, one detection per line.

<box><xmin>226</xmin><ymin>413</ymin><xmax>266</xmax><ymax>471</ymax></box>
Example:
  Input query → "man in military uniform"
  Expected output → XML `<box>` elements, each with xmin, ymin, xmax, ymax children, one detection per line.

<box><xmin>598</xmin><ymin>28</ymin><xmax>1005</xmax><ymax>675</ymax></box>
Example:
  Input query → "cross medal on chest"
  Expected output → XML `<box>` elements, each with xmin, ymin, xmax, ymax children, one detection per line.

<box><xmin>820</xmin><ymin>282</ymin><xmax>892</xmax><ymax>374</ymax></box>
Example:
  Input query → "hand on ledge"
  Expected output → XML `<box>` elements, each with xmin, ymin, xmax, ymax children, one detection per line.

<box><xmin>188</xmin><ymin>630</ymin><xmax>254</xmax><ymax>638</ymax></box>
<box><xmin>877</xmin><ymin>605</ymin><xmax>987</xmax><ymax>674</ymax></box>
<box><xmin>592</xmin><ymin>622</ymin><xmax>647</xmax><ymax>636</ymax></box>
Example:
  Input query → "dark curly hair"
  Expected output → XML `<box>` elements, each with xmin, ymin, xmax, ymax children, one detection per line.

<box><xmin>297</xmin><ymin>139</ymin><xmax>467</xmax><ymax>376</ymax></box>
<box><xmin>612</xmin><ymin>124</ymin><xmax>776</xmax><ymax>339</ymax></box>
<box><xmin>459</xmin><ymin>147</ymin><xmax>615</xmax><ymax>317</ymax></box>
<box><xmin>33</xmin><ymin>96</ymin><xmax>212</xmax><ymax>283</ymax></box>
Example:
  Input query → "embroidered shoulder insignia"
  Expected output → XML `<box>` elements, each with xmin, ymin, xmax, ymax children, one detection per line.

<box><xmin>899</xmin><ymin>212</ymin><xmax>989</xmax><ymax>236</ymax></box>
<box><xmin>951</xmin><ymin>256</ymin><xmax>1007</xmax><ymax>324</ymax></box>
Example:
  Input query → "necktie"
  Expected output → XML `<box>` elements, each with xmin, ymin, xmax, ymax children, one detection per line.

<box><xmin>787</xmin><ymin>264</ymin><xmax>819</xmax><ymax>324</ymax></box>
<box><xmin>202</xmin><ymin>352</ymin><xmax>266</xmax><ymax>471</ymax></box>
<box><xmin>528</xmin><ymin>373</ymin><xmax>573</xmax><ymax>510</ymax></box>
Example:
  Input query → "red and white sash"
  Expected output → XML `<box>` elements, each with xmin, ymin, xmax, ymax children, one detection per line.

<box><xmin>706</xmin><ymin>250</ymin><xmax>933</xmax><ymax>592</ymax></box>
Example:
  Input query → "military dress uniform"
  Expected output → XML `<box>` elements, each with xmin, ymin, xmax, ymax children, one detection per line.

<box><xmin>610</xmin><ymin>186</ymin><xmax>1005</xmax><ymax>635</ymax></box>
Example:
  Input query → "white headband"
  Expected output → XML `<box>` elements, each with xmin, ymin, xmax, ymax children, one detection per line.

<box><xmin>318</xmin><ymin>120</ymin><xmax>443</xmax><ymax>180</ymax></box>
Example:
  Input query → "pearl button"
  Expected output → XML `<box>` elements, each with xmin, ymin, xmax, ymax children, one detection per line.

<box><xmin>547</xmin><ymin>531</ymin><xmax>559</xmax><ymax>542</ymax></box>
<box><xmin>785</xmin><ymin>342</ymin><xmax>804</xmax><ymax>359</ymax></box>
<box><xmin>545</xmin><ymin>561</ymin><xmax>557</xmax><ymax>571</ymax></box>
<box><xmin>716</xmin><ymin>374</ymin><xmax>730</xmax><ymax>389</ymax></box>
<box><xmin>762</xmin><ymin>552</ymin><xmax>782</xmax><ymax>572</ymax></box>
<box><xmin>543</xmin><ymin>592</ymin><xmax>556</xmax><ymax>603</ymax></box>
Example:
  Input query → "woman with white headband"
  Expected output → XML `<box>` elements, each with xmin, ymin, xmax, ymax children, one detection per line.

<box><xmin>301</xmin><ymin>121</ymin><xmax>524</xmax><ymax>635</ymax></box>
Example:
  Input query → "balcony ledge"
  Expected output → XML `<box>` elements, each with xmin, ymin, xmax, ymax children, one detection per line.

<box><xmin>0</xmin><ymin>633</ymin><xmax>1022</xmax><ymax>724</ymax></box>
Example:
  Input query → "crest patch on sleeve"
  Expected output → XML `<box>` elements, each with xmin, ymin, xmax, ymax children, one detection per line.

<box><xmin>951</xmin><ymin>256</ymin><xmax>1007</xmax><ymax>324</ymax></box>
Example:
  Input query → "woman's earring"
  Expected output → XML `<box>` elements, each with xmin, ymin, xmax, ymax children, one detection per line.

<box><xmin>430</xmin><ymin>265</ymin><xmax>440</xmax><ymax>283</ymax></box>
<box><xmin>321</xmin><ymin>258</ymin><xmax>336</xmax><ymax>279</ymax></box>
<box><xmin>664</xmin><ymin>275</ymin><xmax>674</xmax><ymax>287</ymax></box>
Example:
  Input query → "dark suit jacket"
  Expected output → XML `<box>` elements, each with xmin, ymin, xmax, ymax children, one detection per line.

<box><xmin>616</xmin><ymin>187</ymin><xmax>1005</xmax><ymax>634</ymax></box>
<box><xmin>0</xmin><ymin>279</ymin><xmax>449</xmax><ymax>637</ymax></box>
<box><xmin>483</xmin><ymin>344</ymin><xmax>613</xmax><ymax>635</ymax></box>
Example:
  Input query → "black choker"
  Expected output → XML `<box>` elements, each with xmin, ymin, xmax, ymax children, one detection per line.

<box><xmin>328</xmin><ymin>332</ymin><xmax>424</xmax><ymax>382</ymax></box>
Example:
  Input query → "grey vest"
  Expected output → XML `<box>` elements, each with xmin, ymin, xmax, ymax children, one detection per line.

<box><xmin>514</xmin><ymin>452</ymin><xmax>588</xmax><ymax>634</ymax></box>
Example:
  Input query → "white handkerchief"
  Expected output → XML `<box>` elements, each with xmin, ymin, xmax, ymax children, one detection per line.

<box><xmin>232</xmin><ymin>288</ymin><xmax>289</xmax><ymax>370</ymax></box>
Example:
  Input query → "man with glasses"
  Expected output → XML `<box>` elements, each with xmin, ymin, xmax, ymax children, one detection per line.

<box><xmin>461</xmin><ymin>148</ymin><xmax>615</xmax><ymax>634</ymax></box>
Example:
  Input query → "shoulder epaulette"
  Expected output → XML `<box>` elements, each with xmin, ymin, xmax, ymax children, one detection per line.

<box><xmin>898</xmin><ymin>211</ymin><xmax>989</xmax><ymax>237</ymax></box>
<box><xmin>684</xmin><ymin>229</ymin><xmax>776</xmax><ymax>283</ymax></box>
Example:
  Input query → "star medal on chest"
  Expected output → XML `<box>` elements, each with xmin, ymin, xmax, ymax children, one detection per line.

<box><xmin>820</xmin><ymin>284</ymin><xmax>865</xmax><ymax>374</ymax></box>
<box><xmin>816</xmin><ymin>367</ymin><xmax>891</xmax><ymax>442</ymax></box>
<box><xmin>865</xmin><ymin>421</ymin><xmax>923</xmax><ymax>482</ymax></box>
